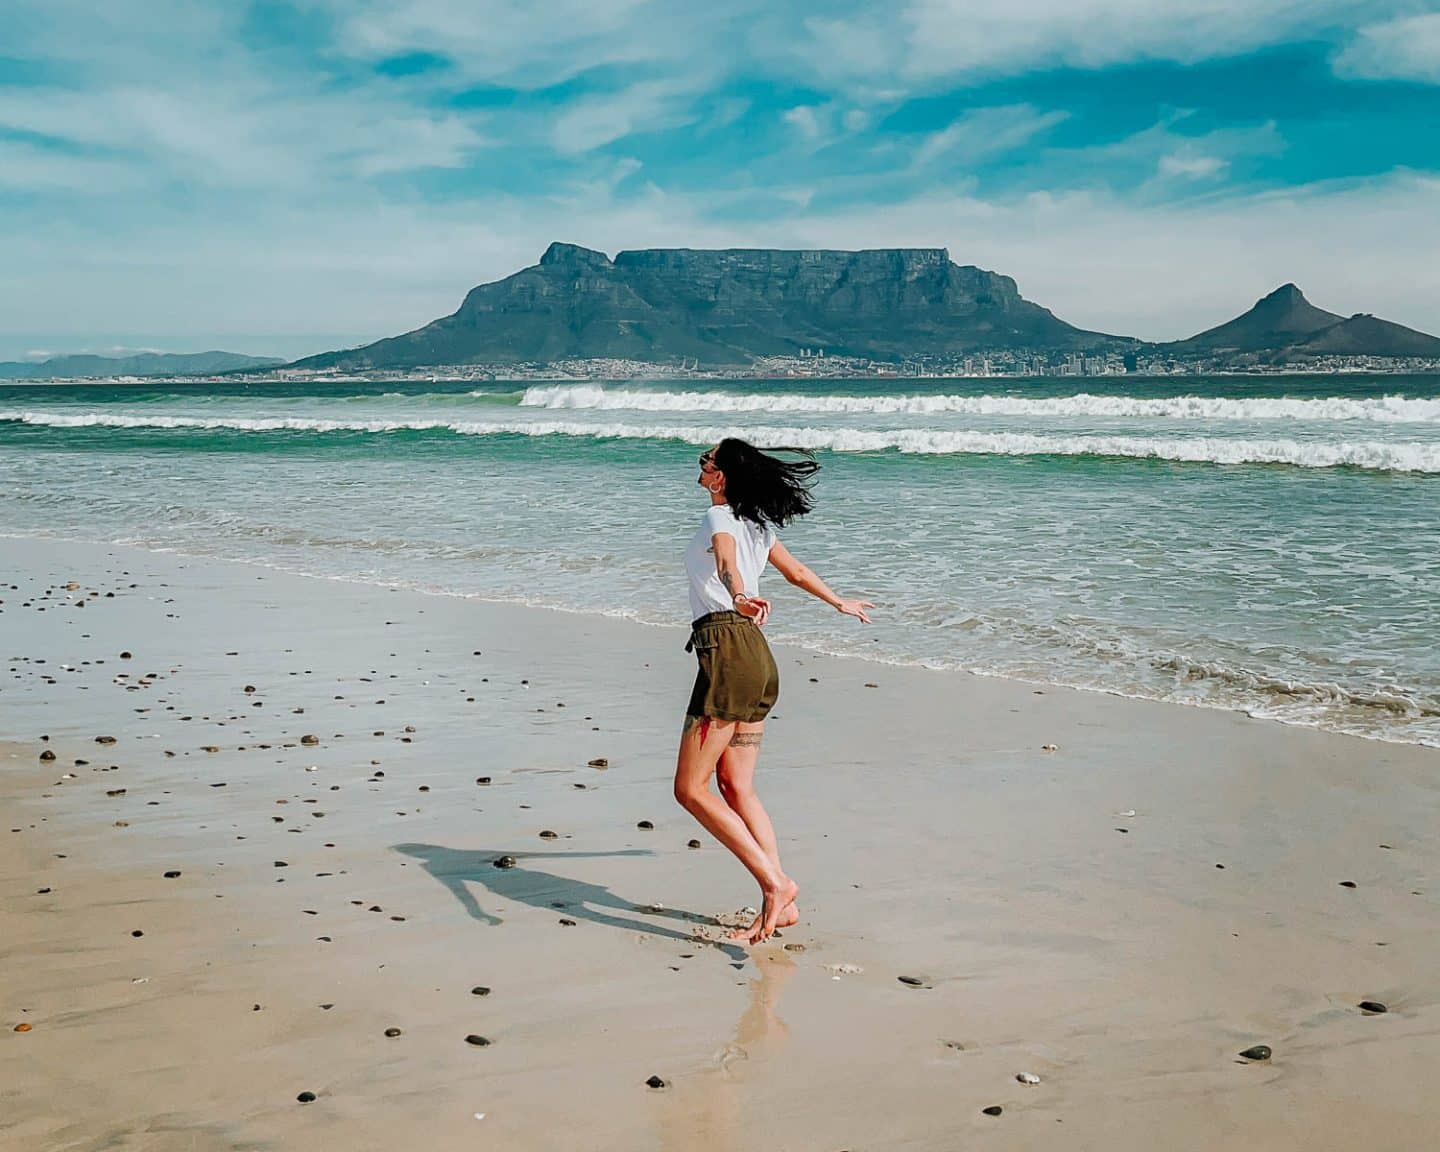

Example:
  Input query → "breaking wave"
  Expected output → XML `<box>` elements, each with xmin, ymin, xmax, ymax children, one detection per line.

<box><xmin>4</xmin><ymin>409</ymin><xmax>1439</xmax><ymax>472</ymax></box>
<box><xmin>519</xmin><ymin>384</ymin><xmax>1440</xmax><ymax>423</ymax></box>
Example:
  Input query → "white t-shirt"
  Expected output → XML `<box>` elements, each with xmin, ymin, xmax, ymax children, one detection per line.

<box><xmin>685</xmin><ymin>504</ymin><xmax>777</xmax><ymax>620</ymax></box>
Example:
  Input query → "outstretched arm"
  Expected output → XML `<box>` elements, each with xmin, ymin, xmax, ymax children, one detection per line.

<box><xmin>767</xmin><ymin>539</ymin><xmax>873</xmax><ymax>623</ymax></box>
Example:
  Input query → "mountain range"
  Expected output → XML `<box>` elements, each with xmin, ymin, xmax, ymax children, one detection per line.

<box><xmin>291</xmin><ymin>243</ymin><xmax>1122</xmax><ymax>370</ymax></box>
<box><xmin>0</xmin><ymin>350</ymin><xmax>283</xmax><ymax>380</ymax></box>
<box><xmin>10</xmin><ymin>250</ymin><xmax>1439</xmax><ymax>376</ymax></box>
<box><xmin>290</xmin><ymin>245</ymin><xmax>1440</xmax><ymax>369</ymax></box>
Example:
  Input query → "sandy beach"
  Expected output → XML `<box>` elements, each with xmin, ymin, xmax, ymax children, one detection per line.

<box><xmin>4</xmin><ymin>533</ymin><xmax>1438</xmax><ymax>1151</ymax></box>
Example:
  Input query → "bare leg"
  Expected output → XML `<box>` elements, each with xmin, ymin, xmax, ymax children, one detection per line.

<box><xmin>674</xmin><ymin>715</ymin><xmax>798</xmax><ymax>945</ymax></box>
<box><xmin>717</xmin><ymin>723</ymin><xmax>798</xmax><ymax>940</ymax></box>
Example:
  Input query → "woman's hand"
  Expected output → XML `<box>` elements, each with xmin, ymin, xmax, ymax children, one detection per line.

<box><xmin>835</xmin><ymin>598</ymin><xmax>874</xmax><ymax>624</ymax></box>
<box><xmin>736</xmin><ymin>596</ymin><xmax>771</xmax><ymax>626</ymax></box>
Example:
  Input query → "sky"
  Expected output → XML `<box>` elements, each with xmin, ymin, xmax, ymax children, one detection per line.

<box><xmin>2</xmin><ymin>0</ymin><xmax>1440</xmax><ymax>361</ymax></box>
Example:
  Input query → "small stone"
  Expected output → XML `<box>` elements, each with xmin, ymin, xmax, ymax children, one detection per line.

<box><xmin>1339</xmin><ymin>880</ymin><xmax>1357</xmax><ymax>888</ymax></box>
<box><xmin>645</xmin><ymin>1075</ymin><xmax>668</xmax><ymax>1089</ymax></box>
<box><xmin>982</xmin><ymin>1105</ymin><xmax>1003</xmax><ymax>1116</ymax></box>
<box><xmin>687</xmin><ymin>839</ymin><xmax>702</xmax><ymax>849</ymax></box>
<box><xmin>539</xmin><ymin>830</ymin><xmax>558</xmax><ymax>839</ymax></box>
<box><xmin>120</xmin><ymin>651</ymin><xmax>132</xmax><ymax>659</ymax></box>
<box><xmin>1017</xmin><ymin>1072</ymin><xmax>1041</xmax><ymax>1085</ymax></box>
<box><xmin>465</xmin><ymin>1034</ymin><xmax>491</xmax><ymax>1047</ymax></box>
<box><xmin>493</xmin><ymin>855</ymin><xmax>517</xmax><ymax>869</ymax></box>
<box><xmin>637</xmin><ymin>820</ymin><xmax>654</xmax><ymax>830</ymax></box>
<box><xmin>274</xmin><ymin>861</ymin><xmax>289</xmax><ymax>867</ymax></box>
<box><xmin>1041</xmin><ymin>743</ymin><xmax>1058</xmax><ymax>752</ymax></box>
<box><xmin>588</xmin><ymin>758</ymin><xmax>609</xmax><ymax>768</ymax></box>
<box><xmin>244</xmin><ymin>685</ymin><xmax>256</xmax><ymax>693</ymax></box>
<box><xmin>1239</xmin><ymin>1045</ymin><xmax>1272</xmax><ymax>1061</ymax></box>
<box><xmin>95</xmin><ymin>735</ymin><xmax>117</xmax><ymax>745</ymax></box>
<box><xmin>384</xmin><ymin>1027</ymin><xmax>402</xmax><ymax>1037</ymax></box>
<box><xmin>131</xmin><ymin>930</ymin><xmax>144</xmax><ymax>938</ymax></box>
<box><xmin>783</xmin><ymin>943</ymin><xmax>805</xmax><ymax>953</ymax></box>
<box><xmin>558</xmin><ymin>918</ymin><xmax>577</xmax><ymax>926</ymax></box>
<box><xmin>297</xmin><ymin>1091</ymin><xmax>316</xmax><ymax>1103</ymax></box>
<box><xmin>300</xmin><ymin>735</ymin><xmax>320</xmax><ymax>745</ymax></box>
<box><xmin>898</xmin><ymin>975</ymin><xmax>928</xmax><ymax>988</ymax></box>
<box><xmin>1358</xmin><ymin>1000</ymin><xmax>1388</xmax><ymax>1014</ymax></box>
<box><xmin>476</xmin><ymin>776</ymin><xmax>491</xmax><ymax>786</ymax></box>
<box><xmin>39</xmin><ymin>750</ymin><xmax>55</xmax><ymax>761</ymax></box>
<box><xmin>864</xmin><ymin>682</ymin><xmax>878</xmax><ymax>688</ymax></box>
<box><xmin>14</xmin><ymin>1022</ymin><xmax>32</xmax><ymax>1032</ymax></box>
<box><xmin>471</xmin><ymin>986</ymin><xmax>490</xmax><ymax>997</ymax></box>
<box><xmin>163</xmin><ymin>870</ymin><xmax>181</xmax><ymax>878</ymax></box>
<box><xmin>106</xmin><ymin>788</ymin><xmax>126</xmax><ymax>797</ymax></box>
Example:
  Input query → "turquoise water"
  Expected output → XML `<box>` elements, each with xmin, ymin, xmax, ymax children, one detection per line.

<box><xmin>2</xmin><ymin>375</ymin><xmax>1438</xmax><ymax>745</ymax></box>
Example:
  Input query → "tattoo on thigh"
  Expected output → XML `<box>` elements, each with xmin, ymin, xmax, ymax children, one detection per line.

<box><xmin>682</xmin><ymin>714</ymin><xmax>702</xmax><ymax>736</ymax></box>
<box><xmin>729</xmin><ymin>731</ymin><xmax>763</xmax><ymax>748</ymax></box>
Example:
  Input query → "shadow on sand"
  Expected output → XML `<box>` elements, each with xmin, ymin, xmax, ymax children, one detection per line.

<box><xmin>392</xmin><ymin>843</ymin><xmax>748</xmax><ymax>961</ymax></box>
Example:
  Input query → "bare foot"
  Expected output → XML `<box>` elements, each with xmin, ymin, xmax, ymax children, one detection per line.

<box><xmin>748</xmin><ymin>877</ymin><xmax>800</xmax><ymax>945</ymax></box>
<box><xmin>726</xmin><ymin>899</ymin><xmax>798</xmax><ymax>941</ymax></box>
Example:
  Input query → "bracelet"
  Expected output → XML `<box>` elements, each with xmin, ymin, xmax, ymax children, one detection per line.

<box><xmin>733</xmin><ymin>593</ymin><xmax>750</xmax><ymax>606</ymax></box>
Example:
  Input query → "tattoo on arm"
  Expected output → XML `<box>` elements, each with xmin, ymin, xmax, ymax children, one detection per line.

<box><xmin>729</xmin><ymin>731</ymin><xmax>763</xmax><ymax>748</ymax></box>
<box><xmin>719</xmin><ymin>564</ymin><xmax>739</xmax><ymax>598</ymax></box>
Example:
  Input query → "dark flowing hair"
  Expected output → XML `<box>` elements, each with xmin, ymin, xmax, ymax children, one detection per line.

<box><xmin>713</xmin><ymin>437</ymin><xmax>819</xmax><ymax>530</ymax></box>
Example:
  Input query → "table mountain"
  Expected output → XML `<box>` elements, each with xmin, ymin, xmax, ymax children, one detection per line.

<box><xmin>290</xmin><ymin>243</ymin><xmax>1123</xmax><ymax>369</ymax></box>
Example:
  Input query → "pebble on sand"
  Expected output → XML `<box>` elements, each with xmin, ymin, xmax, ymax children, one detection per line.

<box><xmin>13</xmin><ymin>1023</ymin><xmax>32</xmax><ymax>1033</ymax></box>
<box><xmin>493</xmin><ymin>855</ymin><xmax>517</xmax><ymax>869</ymax></box>
<box><xmin>471</xmin><ymin>986</ymin><xmax>491</xmax><ymax>997</ymax></box>
<box><xmin>300</xmin><ymin>734</ymin><xmax>320</xmax><ymax>745</ymax></box>
<box><xmin>1239</xmin><ymin>1045</ymin><xmax>1272</xmax><ymax>1061</ymax></box>
<box><xmin>297</xmin><ymin>1091</ymin><xmax>316</xmax><ymax>1103</ymax></box>
<box><xmin>384</xmin><ymin>1028</ymin><xmax>403</xmax><ymax>1037</ymax></box>
<box><xmin>637</xmin><ymin>820</ymin><xmax>654</xmax><ymax>830</ymax></box>
<box><xmin>898</xmin><ymin>976</ymin><xmax>929</xmax><ymax>988</ymax></box>
<box><xmin>645</xmin><ymin>1075</ymin><xmax>668</xmax><ymax>1089</ymax></box>
<box><xmin>465</xmin><ymin>1034</ymin><xmax>492</xmax><ymax>1047</ymax></box>
<box><xmin>588</xmin><ymin>757</ymin><xmax>609</xmax><ymax>768</ymax></box>
<box><xmin>982</xmin><ymin>1105</ymin><xmax>1003</xmax><ymax>1116</ymax></box>
<box><xmin>1358</xmin><ymin>1001</ymin><xmax>1388</xmax><ymax>1014</ymax></box>
<box><xmin>687</xmin><ymin>839</ymin><xmax>702</xmax><ymax>849</ymax></box>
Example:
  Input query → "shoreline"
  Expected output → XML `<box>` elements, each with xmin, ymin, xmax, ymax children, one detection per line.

<box><xmin>3</xmin><ymin>528</ymin><xmax>1434</xmax><ymax>751</ymax></box>
<box><xmin>4</xmin><ymin>534</ymin><xmax>1439</xmax><ymax>1150</ymax></box>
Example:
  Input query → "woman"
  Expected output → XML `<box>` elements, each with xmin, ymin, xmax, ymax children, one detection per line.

<box><xmin>675</xmin><ymin>438</ymin><xmax>873</xmax><ymax>945</ymax></box>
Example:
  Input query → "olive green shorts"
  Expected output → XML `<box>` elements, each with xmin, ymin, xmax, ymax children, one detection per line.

<box><xmin>685</xmin><ymin>610</ymin><xmax>780</xmax><ymax>724</ymax></box>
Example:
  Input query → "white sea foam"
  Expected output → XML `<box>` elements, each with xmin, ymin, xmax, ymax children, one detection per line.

<box><xmin>4</xmin><ymin>409</ymin><xmax>1439</xmax><ymax>472</ymax></box>
<box><xmin>519</xmin><ymin>384</ymin><xmax>1440</xmax><ymax>422</ymax></box>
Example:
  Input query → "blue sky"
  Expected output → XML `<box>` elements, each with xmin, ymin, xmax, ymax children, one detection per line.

<box><xmin>2</xmin><ymin>0</ymin><xmax>1440</xmax><ymax>359</ymax></box>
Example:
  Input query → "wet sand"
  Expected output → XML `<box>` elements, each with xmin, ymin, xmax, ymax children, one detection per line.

<box><xmin>3</xmin><ymin>534</ymin><xmax>1438</xmax><ymax>1151</ymax></box>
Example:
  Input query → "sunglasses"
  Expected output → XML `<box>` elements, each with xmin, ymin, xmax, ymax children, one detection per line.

<box><xmin>698</xmin><ymin>450</ymin><xmax>717</xmax><ymax>469</ymax></box>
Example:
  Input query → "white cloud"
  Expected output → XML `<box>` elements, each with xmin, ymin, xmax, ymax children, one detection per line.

<box><xmin>894</xmin><ymin>0</ymin><xmax>1402</xmax><ymax>80</ymax></box>
<box><xmin>1334</xmin><ymin>13</ymin><xmax>1440</xmax><ymax>83</ymax></box>
<box><xmin>551</xmin><ymin>78</ymin><xmax>707</xmax><ymax>153</ymax></box>
<box><xmin>1157</xmin><ymin>150</ymin><xmax>1227</xmax><ymax>179</ymax></box>
<box><xmin>914</xmin><ymin>104</ymin><xmax>1069</xmax><ymax>167</ymax></box>
<box><xmin>782</xmin><ymin>105</ymin><xmax>825</xmax><ymax>139</ymax></box>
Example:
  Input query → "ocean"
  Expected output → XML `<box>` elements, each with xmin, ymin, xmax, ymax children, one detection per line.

<box><xmin>2</xmin><ymin>374</ymin><xmax>1437</xmax><ymax>746</ymax></box>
